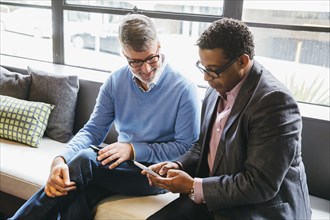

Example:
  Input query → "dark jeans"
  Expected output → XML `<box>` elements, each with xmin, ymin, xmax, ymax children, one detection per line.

<box><xmin>9</xmin><ymin>148</ymin><xmax>165</xmax><ymax>220</ymax></box>
<box><xmin>147</xmin><ymin>195</ymin><xmax>214</xmax><ymax>220</ymax></box>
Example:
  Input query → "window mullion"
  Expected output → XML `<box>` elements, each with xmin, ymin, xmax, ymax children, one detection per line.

<box><xmin>223</xmin><ymin>0</ymin><xmax>243</xmax><ymax>20</ymax></box>
<box><xmin>51</xmin><ymin>0</ymin><xmax>64</xmax><ymax>64</ymax></box>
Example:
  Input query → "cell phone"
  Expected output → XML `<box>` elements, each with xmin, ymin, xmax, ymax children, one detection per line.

<box><xmin>90</xmin><ymin>145</ymin><xmax>101</xmax><ymax>152</ymax></box>
<box><xmin>133</xmin><ymin>161</ymin><xmax>160</xmax><ymax>177</ymax></box>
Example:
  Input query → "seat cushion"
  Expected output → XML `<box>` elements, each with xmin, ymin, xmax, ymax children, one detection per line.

<box><xmin>0</xmin><ymin>137</ymin><xmax>66</xmax><ymax>199</ymax></box>
<box><xmin>94</xmin><ymin>193</ymin><xmax>179</xmax><ymax>220</ymax></box>
<box><xmin>310</xmin><ymin>195</ymin><xmax>330</xmax><ymax>220</ymax></box>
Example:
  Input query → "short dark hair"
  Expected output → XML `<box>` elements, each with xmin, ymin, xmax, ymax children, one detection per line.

<box><xmin>196</xmin><ymin>18</ymin><xmax>255</xmax><ymax>59</ymax></box>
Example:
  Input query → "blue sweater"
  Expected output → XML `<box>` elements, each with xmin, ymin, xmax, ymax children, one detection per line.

<box><xmin>62</xmin><ymin>62</ymin><xmax>200</xmax><ymax>163</ymax></box>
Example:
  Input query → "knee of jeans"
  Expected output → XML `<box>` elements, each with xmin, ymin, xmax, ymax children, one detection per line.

<box><xmin>69</xmin><ymin>149</ymin><xmax>97</xmax><ymax>166</ymax></box>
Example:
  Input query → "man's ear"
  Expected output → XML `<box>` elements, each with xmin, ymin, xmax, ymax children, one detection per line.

<box><xmin>238</xmin><ymin>54</ymin><xmax>250</xmax><ymax>68</ymax></box>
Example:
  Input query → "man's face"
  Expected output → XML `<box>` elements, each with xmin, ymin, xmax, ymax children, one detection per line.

<box><xmin>198</xmin><ymin>48</ymin><xmax>244</xmax><ymax>97</ymax></box>
<box><xmin>122</xmin><ymin>42</ymin><xmax>161</xmax><ymax>85</ymax></box>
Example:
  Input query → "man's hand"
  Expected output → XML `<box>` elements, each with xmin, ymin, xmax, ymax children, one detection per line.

<box><xmin>147</xmin><ymin>169</ymin><xmax>194</xmax><ymax>194</ymax></box>
<box><xmin>97</xmin><ymin>142</ymin><xmax>134</xmax><ymax>169</ymax></box>
<box><xmin>44</xmin><ymin>157</ymin><xmax>76</xmax><ymax>198</ymax></box>
<box><xmin>142</xmin><ymin>162</ymin><xmax>193</xmax><ymax>194</ymax></box>
<box><xmin>141</xmin><ymin>161</ymin><xmax>178</xmax><ymax>177</ymax></box>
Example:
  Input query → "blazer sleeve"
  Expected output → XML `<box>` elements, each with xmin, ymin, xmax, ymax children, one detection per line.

<box><xmin>202</xmin><ymin>90</ymin><xmax>302</xmax><ymax>211</ymax></box>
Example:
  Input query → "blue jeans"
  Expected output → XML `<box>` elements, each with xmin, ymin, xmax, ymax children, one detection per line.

<box><xmin>9</xmin><ymin>148</ymin><xmax>165</xmax><ymax>220</ymax></box>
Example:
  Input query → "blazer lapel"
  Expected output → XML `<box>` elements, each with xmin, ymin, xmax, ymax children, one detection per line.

<box><xmin>197</xmin><ymin>90</ymin><xmax>219</xmax><ymax>177</ymax></box>
<box><xmin>210</xmin><ymin>62</ymin><xmax>262</xmax><ymax>175</ymax></box>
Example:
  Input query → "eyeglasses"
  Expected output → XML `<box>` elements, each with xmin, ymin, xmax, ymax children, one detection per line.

<box><xmin>126</xmin><ymin>50</ymin><xmax>160</xmax><ymax>68</ymax></box>
<box><xmin>195</xmin><ymin>56</ymin><xmax>239</xmax><ymax>78</ymax></box>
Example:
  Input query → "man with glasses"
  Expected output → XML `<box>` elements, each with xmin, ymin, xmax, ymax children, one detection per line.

<box><xmin>144</xmin><ymin>18</ymin><xmax>311</xmax><ymax>220</ymax></box>
<box><xmin>10</xmin><ymin>14</ymin><xmax>200</xmax><ymax>220</ymax></box>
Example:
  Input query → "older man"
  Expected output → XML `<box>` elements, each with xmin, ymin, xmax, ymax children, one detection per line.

<box><xmin>10</xmin><ymin>14</ymin><xmax>200</xmax><ymax>220</ymax></box>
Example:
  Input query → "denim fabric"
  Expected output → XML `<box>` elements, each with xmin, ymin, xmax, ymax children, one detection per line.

<box><xmin>9</xmin><ymin>148</ymin><xmax>165</xmax><ymax>220</ymax></box>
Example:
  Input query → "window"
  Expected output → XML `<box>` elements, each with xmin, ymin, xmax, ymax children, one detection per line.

<box><xmin>242</xmin><ymin>0</ymin><xmax>329</xmax><ymax>26</ymax></box>
<box><xmin>62</xmin><ymin>1</ymin><xmax>218</xmax><ymax>86</ymax></box>
<box><xmin>0</xmin><ymin>0</ymin><xmax>329</xmax><ymax>107</ymax></box>
<box><xmin>64</xmin><ymin>11</ymin><xmax>126</xmax><ymax>70</ymax></box>
<box><xmin>63</xmin><ymin>10</ymin><xmax>209</xmax><ymax>87</ymax></box>
<box><xmin>65</xmin><ymin>0</ymin><xmax>223</xmax><ymax>16</ymax></box>
<box><xmin>0</xmin><ymin>6</ymin><xmax>52</xmax><ymax>61</ymax></box>
<box><xmin>243</xmin><ymin>1</ymin><xmax>330</xmax><ymax>106</ymax></box>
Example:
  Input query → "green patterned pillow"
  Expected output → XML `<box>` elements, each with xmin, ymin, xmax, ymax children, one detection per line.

<box><xmin>0</xmin><ymin>95</ymin><xmax>54</xmax><ymax>147</ymax></box>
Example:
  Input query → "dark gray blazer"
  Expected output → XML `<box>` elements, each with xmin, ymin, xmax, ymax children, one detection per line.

<box><xmin>179</xmin><ymin>61</ymin><xmax>312</xmax><ymax>219</ymax></box>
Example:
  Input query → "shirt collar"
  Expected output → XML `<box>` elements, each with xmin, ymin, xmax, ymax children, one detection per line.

<box><xmin>132</xmin><ymin>54</ymin><xmax>166</xmax><ymax>92</ymax></box>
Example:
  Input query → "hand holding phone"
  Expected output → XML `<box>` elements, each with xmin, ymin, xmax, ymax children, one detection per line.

<box><xmin>133</xmin><ymin>161</ymin><xmax>160</xmax><ymax>177</ymax></box>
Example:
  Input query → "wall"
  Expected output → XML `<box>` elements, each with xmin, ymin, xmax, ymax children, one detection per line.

<box><xmin>301</xmin><ymin>117</ymin><xmax>330</xmax><ymax>200</ymax></box>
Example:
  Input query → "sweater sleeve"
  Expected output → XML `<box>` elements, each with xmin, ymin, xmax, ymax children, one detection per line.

<box><xmin>60</xmin><ymin>77</ymin><xmax>115</xmax><ymax>163</ymax></box>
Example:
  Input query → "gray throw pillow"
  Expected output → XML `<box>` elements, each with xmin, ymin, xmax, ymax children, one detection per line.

<box><xmin>27</xmin><ymin>66</ymin><xmax>79</xmax><ymax>143</ymax></box>
<box><xmin>0</xmin><ymin>66</ymin><xmax>31</xmax><ymax>100</ymax></box>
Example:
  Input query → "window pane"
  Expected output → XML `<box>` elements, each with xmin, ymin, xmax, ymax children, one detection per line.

<box><xmin>242</xmin><ymin>0</ymin><xmax>329</xmax><ymax>26</ymax></box>
<box><xmin>65</xmin><ymin>0</ymin><xmax>223</xmax><ymax>16</ymax></box>
<box><xmin>64</xmin><ymin>10</ymin><xmax>209</xmax><ymax>87</ymax></box>
<box><xmin>1</xmin><ymin>0</ymin><xmax>50</xmax><ymax>6</ymax></box>
<box><xmin>64</xmin><ymin>11</ymin><xmax>126</xmax><ymax>71</ymax></box>
<box><xmin>251</xmin><ymin>27</ymin><xmax>329</xmax><ymax>106</ymax></box>
<box><xmin>0</xmin><ymin>6</ymin><xmax>52</xmax><ymax>61</ymax></box>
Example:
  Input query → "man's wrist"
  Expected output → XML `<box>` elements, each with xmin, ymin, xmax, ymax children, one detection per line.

<box><xmin>189</xmin><ymin>180</ymin><xmax>195</xmax><ymax>202</ymax></box>
<box><xmin>129</xmin><ymin>143</ymin><xmax>136</xmax><ymax>160</ymax></box>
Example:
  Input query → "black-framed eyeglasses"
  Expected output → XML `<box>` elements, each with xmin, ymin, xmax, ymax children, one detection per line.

<box><xmin>126</xmin><ymin>50</ymin><xmax>160</xmax><ymax>68</ymax></box>
<box><xmin>195</xmin><ymin>56</ymin><xmax>239</xmax><ymax>78</ymax></box>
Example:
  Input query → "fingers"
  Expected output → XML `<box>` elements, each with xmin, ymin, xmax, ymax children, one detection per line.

<box><xmin>108</xmin><ymin>157</ymin><xmax>124</xmax><ymax>169</ymax></box>
<box><xmin>141</xmin><ymin>162</ymin><xmax>171</xmax><ymax>178</ymax></box>
<box><xmin>98</xmin><ymin>147</ymin><xmax>117</xmax><ymax>162</ymax></box>
<box><xmin>148</xmin><ymin>162</ymin><xmax>177</xmax><ymax>176</ymax></box>
<box><xmin>45</xmin><ymin>163</ymin><xmax>76</xmax><ymax>198</ymax></box>
<box><xmin>99</xmin><ymin>152</ymin><xmax>120</xmax><ymax>165</ymax></box>
<box><xmin>147</xmin><ymin>174</ymin><xmax>170</xmax><ymax>190</ymax></box>
<box><xmin>159</xmin><ymin>163</ymin><xmax>173</xmax><ymax>176</ymax></box>
<box><xmin>166</xmin><ymin>169</ymin><xmax>180</xmax><ymax>177</ymax></box>
<box><xmin>44</xmin><ymin>182</ymin><xmax>76</xmax><ymax>198</ymax></box>
<box><xmin>61</xmin><ymin>164</ymin><xmax>73</xmax><ymax>186</ymax></box>
<box><xmin>146</xmin><ymin>169</ymin><xmax>189</xmax><ymax>193</ymax></box>
<box><xmin>97</xmin><ymin>143</ymin><xmax>132</xmax><ymax>169</ymax></box>
<box><xmin>45</xmin><ymin>184</ymin><xmax>56</xmax><ymax>197</ymax></box>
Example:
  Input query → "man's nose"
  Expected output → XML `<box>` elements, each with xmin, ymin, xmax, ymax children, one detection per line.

<box><xmin>204</xmin><ymin>72</ymin><xmax>214</xmax><ymax>81</ymax></box>
<box><xmin>141</xmin><ymin>62</ymin><xmax>153</xmax><ymax>73</ymax></box>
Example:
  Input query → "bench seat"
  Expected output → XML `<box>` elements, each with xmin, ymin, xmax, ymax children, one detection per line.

<box><xmin>0</xmin><ymin>137</ymin><xmax>328</xmax><ymax>219</ymax></box>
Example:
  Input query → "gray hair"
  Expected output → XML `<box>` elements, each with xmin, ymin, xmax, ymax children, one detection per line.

<box><xmin>118</xmin><ymin>14</ymin><xmax>158</xmax><ymax>52</ymax></box>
